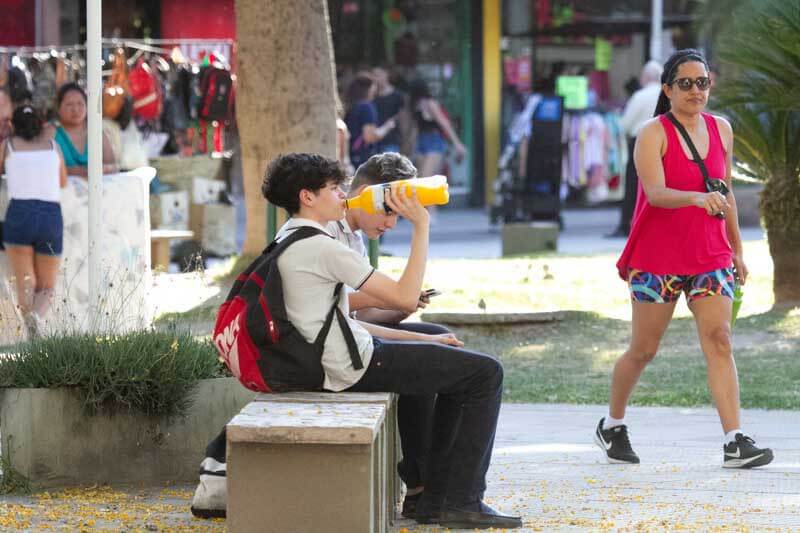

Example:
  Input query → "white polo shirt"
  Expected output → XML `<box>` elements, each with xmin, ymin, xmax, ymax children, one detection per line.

<box><xmin>326</xmin><ymin>218</ymin><xmax>367</xmax><ymax>258</ymax></box>
<box><xmin>275</xmin><ymin>218</ymin><xmax>375</xmax><ymax>391</ymax></box>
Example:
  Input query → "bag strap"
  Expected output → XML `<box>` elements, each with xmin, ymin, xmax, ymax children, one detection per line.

<box><xmin>263</xmin><ymin>225</ymin><xmax>325</xmax><ymax>255</ymax></box>
<box><xmin>315</xmin><ymin>282</ymin><xmax>364</xmax><ymax>370</ymax></box>
<box><xmin>665</xmin><ymin>112</ymin><xmax>709</xmax><ymax>181</ymax></box>
<box><xmin>264</xmin><ymin>225</ymin><xmax>363</xmax><ymax>370</ymax></box>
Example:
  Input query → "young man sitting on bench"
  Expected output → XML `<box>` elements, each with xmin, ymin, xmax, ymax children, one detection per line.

<box><xmin>192</xmin><ymin>153</ymin><xmax>452</xmax><ymax>519</ymax></box>
<box><xmin>248</xmin><ymin>153</ymin><xmax>521</xmax><ymax>529</ymax></box>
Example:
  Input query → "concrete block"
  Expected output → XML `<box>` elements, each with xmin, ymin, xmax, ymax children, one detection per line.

<box><xmin>227</xmin><ymin>401</ymin><xmax>386</xmax><ymax>533</ymax></box>
<box><xmin>0</xmin><ymin>377</ymin><xmax>253</xmax><ymax>487</ymax></box>
<box><xmin>502</xmin><ymin>221</ymin><xmax>559</xmax><ymax>256</ymax></box>
<box><xmin>227</xmin><ymin>402</ymin><xmax>384</xmax><ymax>445</ymax></box>
<box><xmin>251</xmin><ymin>392</ymin><xmax>401</xmax><ymax>524</ymax></box>
<box><xmin>228</xmin><ymin>441</ymin><xmax>378</xmax><ymax>533</ymax></box>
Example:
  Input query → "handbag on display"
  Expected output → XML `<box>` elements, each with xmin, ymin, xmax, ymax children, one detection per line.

<box><xmin>129</xmin><ymin>58</ymin><xmax>163</xmax><ymax>121</ymax></box>
<box><xmin>102</xmin><ymin>48</ymin><xmax>129</xmax><ymax>120</ymax></box>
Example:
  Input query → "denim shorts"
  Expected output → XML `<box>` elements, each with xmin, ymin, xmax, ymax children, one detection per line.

<box><xmin>416</xmin><ymin>131</ymin><xmax>447</xmax><ymax>155</ymax></box>
<box><xmin>3</xmin><ymin>199</ymin><xmax>63</xmax><ymax>255</ymax></box>
<box><xmin>628</xmin><ymin>267</ymin><xmax>735</xmax><ymax>303</ymax></box>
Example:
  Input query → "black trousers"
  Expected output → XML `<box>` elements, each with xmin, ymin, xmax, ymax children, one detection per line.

<box><xmin>204</xmin><ymin>321</ymin><xmax>453</xmax><ymax>492</ymax></box>
<box><xmin>374</xmin><ymin>321</ymin><xmax>451</xmax><ymax>489</ymax></box>
<box><xmin>347</xmin><ymin>337</ymin><xmax>503</xmax><ymax>506</ymax></box>
<box><xmin>616</xmin><ymin>136</ymin><xmax>638</xmax><ymax>234</ymax></box>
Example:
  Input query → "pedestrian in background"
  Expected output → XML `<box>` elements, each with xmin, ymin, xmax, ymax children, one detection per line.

<box><xmin>607</xmin><ymin>60</ymin><xmax>663</xmax><ymax>238</ymax></box>
<box><xmin>372</xmin><ymin>66</ymin><xmax>407</xmax><ymax>155</ymax></box>
<box><xmin>1</xmin><ymin>105</ymin><xmax>67</xmax><ymax>337</ymax></box>
<box><xmin>344</xmin><ymin>73</ymin><xmax>396</xmax><ymax>169</ymax></box>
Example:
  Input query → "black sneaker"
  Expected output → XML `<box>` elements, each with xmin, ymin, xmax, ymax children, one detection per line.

<box><xmin>594</xmin><ymin>417</ymin><xmax>640</xmax><ymax>464</ymax></box>
<box><xmin>723</xmin><ymin>433</ymin><xmax>774</xmax><ymax>469</ymax></box>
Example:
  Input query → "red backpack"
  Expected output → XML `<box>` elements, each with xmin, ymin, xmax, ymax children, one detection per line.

<box><xmin>213</xmin><ymin>226</ymin><xmax>362</xmax><ymax>393</ymax></box>
<box><xmin>129</xmin><ymin>59</ymin><xmax>163</xmax><ymax>121</ymax></box>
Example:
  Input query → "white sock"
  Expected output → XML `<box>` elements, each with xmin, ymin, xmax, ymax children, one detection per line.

<box><xmin>725</xmin><ymin>429</ymin><xmax>743</xmax><ymax>445</ymax></box>
<box><xmin>603</xmin><ymin>415</ymin><xmax>625</xmax><ymax>430</ymax></box>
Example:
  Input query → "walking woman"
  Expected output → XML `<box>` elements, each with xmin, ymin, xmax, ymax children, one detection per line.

<box><xmin>344</xmin><ymin>73</ymin><xmax>396</xmax><ymax>170</ymax></box>
<box><xmin>1</xmin><ymin>105</ymin><xmax>67</xmax><ymax>336</ymax></box>
<box><xmin>594</xmin><ymin>49</ymin><xmax>773</xmax><ymax>468</ymax></box>
<box><xmin>408</xmin><ymin>78</ymin><xmax>467</xmax><ymax>179</ymax></box>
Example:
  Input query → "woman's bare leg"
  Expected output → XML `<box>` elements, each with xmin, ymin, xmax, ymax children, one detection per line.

<box><xmin>609</xmin><ymin>300</ymin><xmax>678</xmax><ymax>419</ymax></box>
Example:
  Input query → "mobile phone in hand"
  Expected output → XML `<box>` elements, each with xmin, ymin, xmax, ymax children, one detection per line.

<box><xmin>422</xmin><ymin>288</ymin><xmax>442</xmax><ymax>298</ymax></box>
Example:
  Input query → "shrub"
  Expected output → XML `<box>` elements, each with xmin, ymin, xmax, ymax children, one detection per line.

<box><xmin>0</xmin><ymin>330</ymin><xmax>227</xmax><ymax>418</ymax></box>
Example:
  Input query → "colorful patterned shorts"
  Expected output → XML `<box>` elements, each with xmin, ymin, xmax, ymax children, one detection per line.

<box><xmin>628</xmin><ymin>267</ymin><xmax>735</xmax><ymax>303</ymax></box>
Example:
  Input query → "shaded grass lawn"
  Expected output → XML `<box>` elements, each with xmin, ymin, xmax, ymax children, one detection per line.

<box><xmin>452</xmin><ymin>308</ymin><xmax>800</xmax><ymax>409</ymax></box>
<box><xmin>157</xmin><ymin>238</ymin><xmax>799</xmax><ymax>409</ymax></box>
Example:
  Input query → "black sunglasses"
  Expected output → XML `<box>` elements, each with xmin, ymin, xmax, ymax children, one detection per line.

<box><xmin>671</xmin><ymin>76</ymin><xmax>711</xmax><ymax>91</ymax></box>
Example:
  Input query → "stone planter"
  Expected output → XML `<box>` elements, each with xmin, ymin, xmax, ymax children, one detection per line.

<box><xmin>0</xmin><ymin>377</ymin><xmax>253</xmax><ymax>487</ymax></box>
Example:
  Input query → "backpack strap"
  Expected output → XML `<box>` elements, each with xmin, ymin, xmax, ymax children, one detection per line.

<box><xmin>264</xmin><ymin>225</ymin><xmax>326</xmax><ymax>255</ymax></box>
<box><xmin>315</xmin><ymin>283</ymin><xmax>364</xmax><ymax>370</ymax></box>
<box><xmin>266</xmin><ymin>225</ymin><xmax>363</xmax><ymax>370</ymax></box>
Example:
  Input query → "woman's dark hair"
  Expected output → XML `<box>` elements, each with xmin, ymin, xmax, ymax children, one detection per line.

<box><xmin>56</xmin><ymin>82</ymin><xmax>87</xmax><ymax>108</ymax></box>
<box><xmin>262</xmin><ymin>153</ymin><xmax>346</xmax><ymax>215</ymax></box>
<box><xmin>654</xmin><ymin>48</ymin><xmax>709</xmax><ymax>116</ymax></box>
<box><xmin>11</xmin><ymin>105</ymin><xmax>43</xmax><ymax>140</ymax></box>
<box><xmin>344</xmin><ymin>73</ymin><xmax>374</xmax><ymax>115</ymax></box>
<box><xmin>408</xmin><ymin>78</ymin><xmax>432</xmax><ymax>107</ymax></box>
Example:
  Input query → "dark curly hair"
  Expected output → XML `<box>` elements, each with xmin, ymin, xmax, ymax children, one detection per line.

<box><xmin>12</xmin><ymin>105</ymin><xmax>43</xmax><ymax>141</ymax></box>
<box><xmin>654</xmin><ymin>48</ymin><xmax>709</xmax><ymax>117</ymax></box>
<box><xmin>262</xmin><ymin>153</ymin><xmax>346</xmax><ymax>215</ymax></box>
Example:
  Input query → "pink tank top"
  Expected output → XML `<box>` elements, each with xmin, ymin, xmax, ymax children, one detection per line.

<box><xmin>616</xmin><ymin>113</ymin><xmax>732</xmax><ymax>279</ymax></box>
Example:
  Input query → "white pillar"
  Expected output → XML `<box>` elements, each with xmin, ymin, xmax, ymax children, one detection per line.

<box><xmin>87</xmin><ymin>0</ymin><xmax>104</xmax><ymax>326</ymax></box>
<box><xmin>650</xmin><ymin>0</ymin><xmax>663</xmax><ymax>62</ymax></box>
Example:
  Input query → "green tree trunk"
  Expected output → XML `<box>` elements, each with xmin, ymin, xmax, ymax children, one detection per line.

<box><xmin>235</xmin><ymin>0</ymin><xmax>338</xmax><ymax>256</ymax></box>
<box><xmin>761</xmin><ymin>175</ymin><xmax>800</xmax><ymax>307</ymax></box>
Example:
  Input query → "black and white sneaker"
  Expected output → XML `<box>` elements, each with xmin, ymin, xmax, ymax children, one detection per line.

<box><xmin>594</xmin><ymin>417</ymin><xmax>640</xmax><ymax>464</ymax></box>
<box><xmin>190</xmin><ymin>457</ymin><xmax>227</xmax><ymax>518</ymax></box>
<box><xmin>723</xmin><ymin>434</ymin><xmax>774</xmax><ymax>469</ymax></box>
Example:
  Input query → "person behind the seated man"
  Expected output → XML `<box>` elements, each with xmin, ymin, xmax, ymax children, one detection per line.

<box><xmin>309</xmin><ymin>152</ymin><xmax>453</xmax><ymax>517</ymax></box>
<box><xmin>192</xmin><ymin>152</ymin><xmax>455</xmax><ymax>520</ymax></box>
<box><xmin>198</xmin><ymin>152</ymin><xmax>521</xmax><ymax>529</ymax></box>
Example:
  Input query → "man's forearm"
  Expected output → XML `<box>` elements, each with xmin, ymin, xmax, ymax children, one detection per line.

<box><xmin>349</xmin><ymin>290</ymin><xmax>388</xmax><ymax>311</ymax></box>
<box><xmin>355</xmin><ymin>307</ymin><xmax>409</xmax><ymax>325</ymax></box>
<box><xmin>359</xmin><ymin>320</ymin><xmax>425</xmax><ymax>341</ymax></box>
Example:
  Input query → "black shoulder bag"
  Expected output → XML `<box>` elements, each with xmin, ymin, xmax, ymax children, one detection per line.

<box><xmin>665</xmin><ymin>112</ymin><xmax>728</xmax><ymax>219</ymax></box>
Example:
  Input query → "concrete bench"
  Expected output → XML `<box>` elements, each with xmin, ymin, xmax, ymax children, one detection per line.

<box><xmin>227</xmin><ymin>393</ymin><xmax>399</xmax><ymax>533</ymax></box>
<box><xmin>150</xmin><ymin>229</ymin><xmax>194</xmax><ymax>270</ymax></box>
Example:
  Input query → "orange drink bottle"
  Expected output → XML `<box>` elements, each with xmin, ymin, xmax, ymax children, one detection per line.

<box><xmin>344</xmin><ymin>175</ymin><xmax>449</xmax><ymax>214</ymax></box>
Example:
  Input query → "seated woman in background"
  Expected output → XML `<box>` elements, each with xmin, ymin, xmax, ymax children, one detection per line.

<box><xmin>52</xmin><ymin>83</ymin><xmax>118</xmax><ymax>177</ymax></box>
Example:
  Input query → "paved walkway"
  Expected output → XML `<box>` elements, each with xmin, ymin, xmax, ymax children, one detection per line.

<box><xmin>2</xmin><ymin>404</ymin><xmax>797</xmax><ymax>531</ymax></box>
<box><xmin>393</xmin><ymin>404</ymin><xmax>800</xmax><ymax>532</ymax></box>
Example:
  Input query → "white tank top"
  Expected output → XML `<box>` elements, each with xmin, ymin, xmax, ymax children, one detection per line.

<box><xmin>4</xmin><ymin>139</ymin><xmax>61</xmax><ymax>203</ymax></box>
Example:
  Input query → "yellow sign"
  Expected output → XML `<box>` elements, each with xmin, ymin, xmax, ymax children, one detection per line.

<box><xmin>595</xmin><ymin>38</ymin><xmax>612</xmax><ymax>71</ymax></box>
